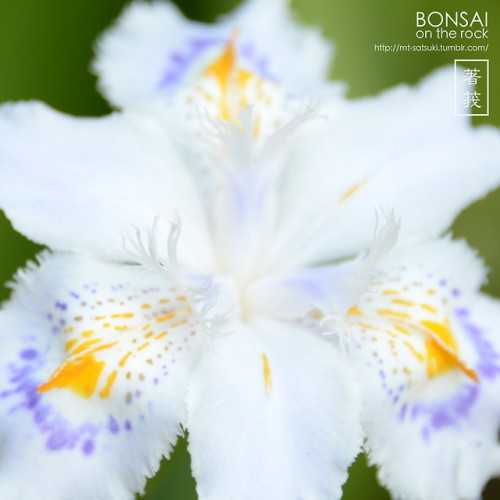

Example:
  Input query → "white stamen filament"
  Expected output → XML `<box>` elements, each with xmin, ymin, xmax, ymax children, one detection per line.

<box><xmin>122</xmin><ymin>217</ymin><xmax>223</xmax><ymax>337</ymax></box>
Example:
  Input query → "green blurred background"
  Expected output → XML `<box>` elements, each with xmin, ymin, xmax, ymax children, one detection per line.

<box><xmin>0</xmin><ymin>0</ymin><xmax>499</xmax><ymax>498</ymax></box>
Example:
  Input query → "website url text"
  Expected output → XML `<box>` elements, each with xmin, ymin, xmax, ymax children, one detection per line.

<box><xmin>374</xmin><ymin>43</ymin><xmax>489</xmax><ymax>52</ymax></box>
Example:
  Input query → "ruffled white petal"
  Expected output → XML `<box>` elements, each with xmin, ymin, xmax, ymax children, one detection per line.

<box><xmin>0</xmin><ymin>101</ymin><xmax>213</xmax><ymax>271</ymax></box>
<box><xmin>93</xmin><ymin>0</ymin><xmax>333</xmax><ymax>109</ymax></box>
<box><xmin>246</xmin><ymin>211</ymin><xmax>400</xmax><ymax>323</ymax></box>
<box><xmin>187</xmin><ymin>317</ymin><xmax>362</xmax><ymax>500</ymax></box>
<box><xmin>0</xmin><ymin>252</ymin><xmax>208</xmax><ymax>499</ymax></box>
<box><xmin>225</xmin><ymin>0</ymin><xmax>333</xmax><ymax>92</ymax></box>
<box><xmin>341</xmin><ymin>239</ymin><xmax>500</xmax><ymax>500</ymax></box>
<box><xmin>268</xmin><ymin>67</ymin><xmax>500</xmax><ymax>270</ymax></box>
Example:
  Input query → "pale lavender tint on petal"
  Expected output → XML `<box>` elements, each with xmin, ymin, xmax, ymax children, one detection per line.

<box><xmin>158</xmin><ymin>36</ymin><xmax>226</xmax><ymax>88</ymax></box>
<box><xmin>239</xmin><ymin>42</ymin><xmax>279</xmax><ymax>82</ymax></box>
<box><xmin>158</xmin><ymin>35</ymin><xmax>279</xmax><ymax>89</ymax></box>
<box><xmin>283</xmin><ymin>275</ymin><xmax>326</xmax><ymax>297</ymax></box>
<box><xmin>227</xmin><ymin>176</ymin><xmax>276</xmax><ymax>243</ymax></box>
<box><xmin>108</xmin><ymin>415</ymin><xmax>120</xmax><ymax>434</ymax></box>
<box><xmin>414</xmin><ymin>384</ymin><xmax>480</xmax><ymax>442</ymax></box>
<box><xmin>454</xmin><ymin>307</ymin><xmax>500</xmax><ymax>379</ymax></box>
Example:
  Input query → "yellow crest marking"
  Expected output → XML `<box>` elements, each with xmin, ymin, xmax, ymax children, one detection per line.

<box><xmin>337</xmin><ymin>178</ymin><xmax>370</xmax><ymax>204</ymax></box>
<box><xmin>37</xmin><ymin>355</ymin><xmax>105</xmax><ymax>399</ymax></box>
<box><xmin>347</xmin><ymin>306</ymin><xmax>363</xmax><ymax>316</ymax></box>
<box><xmin>262</xmin><ymin>353</ymin><xmax>272</xmax><ymax>396</ymax></box>
<box><xmin>420</xmin><ymin>320</ymin><xmax>478</xmax><ymax>382</ymax></box>
<box><xmin>99</xmin><ymin>370</ymin><xmax>118</xmax><ymax>399</ymax></box>
<box><xmin>203</xmin><ymin>30</ymin><xmax>258</xmax><ymax>123</ymax></box>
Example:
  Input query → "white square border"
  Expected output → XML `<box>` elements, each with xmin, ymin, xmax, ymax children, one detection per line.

<box><xmin>454</xmin><ymin>59</ymin><xmax>490</xmax><ymax>117</ymax></box>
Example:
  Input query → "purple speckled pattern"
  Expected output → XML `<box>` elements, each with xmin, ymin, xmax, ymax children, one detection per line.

<box><xmin>455</xmin><ymin>307</ymin><xmax>500</xmax><ymax>379</ymax></box>
<box><xmin>366</xmin><ymin>268</ymin><xmax>500</xmax><ymax>444</ymax></box>
<box><xmin>398</xmin><ymin>403</ymin><xmax>408</xmax><ymax>421</ymax></box>
<box><xmin>404</xmin><ymin>289</ymin><xmax>500</xmax><ymax>440</ymax></box>
<box><xmin>108</xmin><ymin>415</ymin><xmax>120</xmax><ymax>434</ymax></box>
<box><xmin>159</xmin><ymin>35</ymin><xmax>226</xmax><ymax>88</ymax></box>
<box><xmin>239</xmin><ymin>42</ymin><xmax>278</xmax><ymax>81</ymax></box>
<box><xmin>158</xmin><ymin>35</ymin><xmax>279</xmax><ymax>89</ymax></box>
<box><xmin>1</xmin><ymin>350</ymin><xmax>99</xmax><ymax>455</ymax></box>
<box><xmin>0</xmin><ymin>283</ymin><xmax>149</xmax><ymax>457</ymax></box>
<box><xmin>0</xmin><ymin>275</ymin><xmax>197</xmax><ymax>465</ymax></box>
<box><xmin>82</xmin><ymin>439</ymin><xmax>95</xmax><ymax>455</ymax></box>
<box><xmin>414</xmin><ymin>383</ymin><xmax>479</xmax><ymax>441</ymax></box>
<box><xmin>20</xmin><ymin>348</ymin><xmax>38</xmax><ymax>361</ymax></box>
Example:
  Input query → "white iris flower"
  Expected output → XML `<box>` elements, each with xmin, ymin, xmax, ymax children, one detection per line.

<box><xmin>0</xmin><ymin>1</ymin><xmax>500</xmax><ymax>499</ymax></box>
